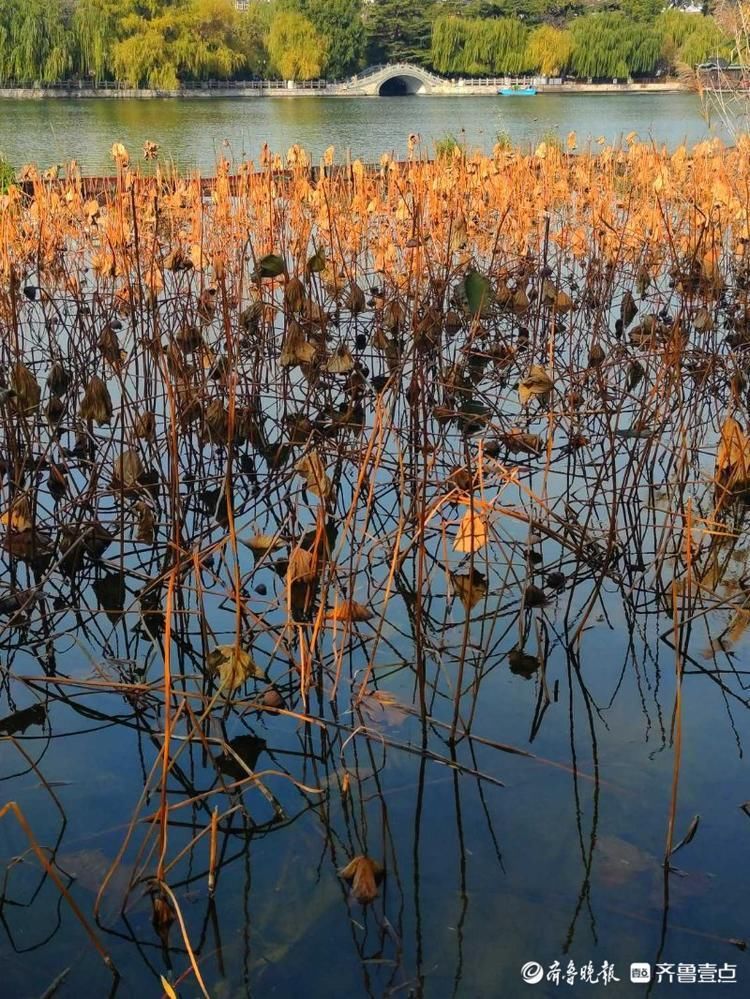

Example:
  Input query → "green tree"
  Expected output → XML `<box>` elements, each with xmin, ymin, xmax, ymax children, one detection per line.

<box><xmin>268</xmin><ymin>10</ymin><xmax>328</xmax><ymax>80</ymax></box>
<box><xmin>365</xmin><ymin>0</ymin><xmax>433</xmax><ymax>66</ymax></box>
<box><xmin>431</xmin><ymin>15</ymin><xmax>528</xmax><ymax>75</ymax></box>
<box><xmin>73</xmin><ymin>0</ymin><xmax>120</xmax><ymax>81</ymax></box>
<box><xmin>287</xmin><ymin>0</ymin><xmax>364</xmax><ymax>78</ymax></box>
<box><xmin>525</xmin><ymin>24</ymin><xmax>572</xmax><ymax>75</ymax></box>
<box><xmin>111</xmin><ymin>0</ymin><xmax>249</xmax><ymax>88</ymax></box>
<box><xmin>0</xmin><ymin>0</ymin><xmax>73</xmax><ymax>83</ymax></box>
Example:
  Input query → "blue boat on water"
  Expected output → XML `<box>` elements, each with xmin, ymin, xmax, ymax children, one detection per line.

<box><xmin>499</xmin><ymin>86</ymin><xmax>537</xmax><ymax>96</ymax></box>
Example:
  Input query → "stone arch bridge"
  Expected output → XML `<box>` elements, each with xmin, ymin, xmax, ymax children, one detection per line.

<box><xmin>338</xmin><ymin>63</ymin><xmax>452</xmax><ymax>96</ymax></box>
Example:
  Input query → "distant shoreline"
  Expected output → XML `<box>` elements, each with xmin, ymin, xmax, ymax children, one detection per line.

<box><xmin>0</xmin><ymin>81</ymin><xmax>689</xmax><ymax>100</ymax></box>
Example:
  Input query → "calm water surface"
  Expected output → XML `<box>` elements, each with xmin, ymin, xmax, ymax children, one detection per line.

<box><xmin>0</xmin><ymin>93</ymin><xmax>748</xmax><ymax>999</ymax></box>
<box><xmin>0</xmin><ymin>93</ymin><xmax>725</xmax><ymax>172</ymax></box>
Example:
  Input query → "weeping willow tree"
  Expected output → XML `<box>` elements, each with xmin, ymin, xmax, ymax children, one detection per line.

<box><xmin>525</xmin><ymin>25</ymin><xmax>573</xmax><ymax>77</ymax></box>
<box><xmin>569</xmin><ymin>14</ymin><xmax>663</xmax><ymax>80</ymax></box>
<box><xmin>0</xmin><ymin>0</ymin><xmax>73</xmax><ymax>83</ymax></box>
<box><xmin>268</xmin><ymin>11</ymin><xmax>328</xmax><ymax>80</ymax></box>
<box><xmin>431</xmin><ymin>15</ymin><xmax>529</xmax><ymax>75</ymax></box>
<box><xmin>73</xmin><ymin>0</ymin><xmax>120</xmax><ymax>81</ymax></box>
<box><xmin>112</xmin><ymin>0</ymin><xmax>249</xmax><ymax>88</ymax></box>
<box><xmin>659</xmin><ymin>9</ymin><xmax>731</xmax><ymax>69</ymax></box>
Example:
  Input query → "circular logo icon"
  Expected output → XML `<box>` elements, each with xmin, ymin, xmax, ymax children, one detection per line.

<box><xmin>521</xmin><ymin>962</ymin><xmax>545</xmax><ymax>985</ymax></box>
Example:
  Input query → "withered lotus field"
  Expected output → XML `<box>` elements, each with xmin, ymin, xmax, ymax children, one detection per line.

<box><xmin>2</xmin><ymin>138</ymin><xmax>750</xmax><ymax>995</ymax></box>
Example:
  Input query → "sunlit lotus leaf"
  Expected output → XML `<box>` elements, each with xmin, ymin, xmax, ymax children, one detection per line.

<box><xmin>296</xmin><ymin>451</ymin><xmax>331</xmax><ymax>500</ymax></box>
<box><xmin>454</xmin><ymin>508</ymin><xmax>488</xmax><ymax>553</ymax></box>
<box><xmin>207</xmin><ymin>644</ymin><xmax>259</xmax><ymax>692</ymax></box>
<box><xmin>1</xmin><ymin>495</ymin><xmax>32</xmax><ymax>533</ymax></box>
<box><xmin>326</xmin><ymin>600</ymin><xmax>373</xmax><ymax>623</ymax></box>
<box><xmin>716</xmin><ymin>416</ymin><xmax>750</xmax><ymax>490</ymax></box>
<box><xmin>242</xmin><ymin>533</ymin><xmax>285</xmax><ymax>556</ymax></box>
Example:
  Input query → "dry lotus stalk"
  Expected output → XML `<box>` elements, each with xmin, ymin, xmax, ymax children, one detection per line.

<box><xmin>296</xmin><ymin>451</ymin><xmax>331</xmax><ymax>500</ymax></box>
<box><xmin>79</xmin><ymin>375</ymin><xmax>113</xmax><ymax>425</ymax></box>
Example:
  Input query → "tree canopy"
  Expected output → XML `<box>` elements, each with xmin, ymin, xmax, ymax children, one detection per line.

<box><xmin>0</xmin><ymin>0</ymin><xmax>734</xmax><ymax>86</ymax></box>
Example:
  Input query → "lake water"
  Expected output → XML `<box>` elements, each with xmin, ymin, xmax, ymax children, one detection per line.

<box><xmin>1</xmin><ymin>98</ymin><xmax>749</xmax><ymax>999</ymax></box>
<box><xmin>0</xmin><ymin>92</ymin><xmax>726</xmax><ymax>173</ymax></box>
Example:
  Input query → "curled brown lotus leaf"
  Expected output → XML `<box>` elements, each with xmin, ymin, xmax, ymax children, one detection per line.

<box><xmin>280</xmin><ymin>322</ymin><xmax>317</xmax><ymax>367</ymax></box>
<box><xmin>518</xmin><ymin>365</ymin><xmax>553</xmax><ymax>406</ymax></box>
<box><xmin>716</xmin><ymin>416</ymin><xmax>750</xmax><ymax>491</ymax></box>
<box><xmin>47</xmin><ymin>361</ymin><xmax>71</xmax><ymax>396</ymax></box>
<box><xmin>283</xmin><ymin>275</ymin><xmax>306</xmax><ymax>313</ymax></box>
<box><xmin>451</xmin><ymin>569</ymin><xmax>488</xmax><ymax>613</ymax></box>
<box><xmin>339</xmin><ymin>855</ymin><xmax>385</xmax><ymax>905</ymax></box>
<box><xmin>79</xmin><ymin>375</ymin><xmax>113</xmax><ymax>425</ymax></box>
<box><xmin>287</xmin><ymin>546</ymin><xmax>319</xmax><ymax>584</ymax></box>
<box><xmin>325</xmin><ymin>344</ymin><xmax>354</xmax><ymax>374</ymax></box>
<box><xmin>326</xmin><ymin>599</ymin><xmax>373</xmax><ymax>623</ymax></box>
<box><xmin>10</xmin><ymin>363</ymin><xmax>40</xmax><ymax>414</ymax></box>
<box><xmin>134</xmin><ymin>410</ymin><xmax>156</xmax><ymax>441</ymax></box>
<box><xmin>113</xmin><ymin>449</ymin><xmax>144</xmax><ymax>490</ymax></box>
<box><xmin>296</xmin><ymin>450</ymin><xmax>331</xmax><ymax>501</ymax></box>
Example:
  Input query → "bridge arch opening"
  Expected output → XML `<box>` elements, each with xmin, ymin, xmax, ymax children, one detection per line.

<box><xmin>378</xmin><ymin>75</ymin><xmax>426</xmax><ymax>96</ymax></box>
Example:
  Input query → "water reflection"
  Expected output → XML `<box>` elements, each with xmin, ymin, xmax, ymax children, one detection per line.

<box><xmin>1</xmin><ymin>154</ymin><xmax>750</xmax><ymax>998</ymax></box>
<box><xmin>0</xmin><ymin>92</ymin><xmax>725</xmax><ymax>173</ymax></box>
